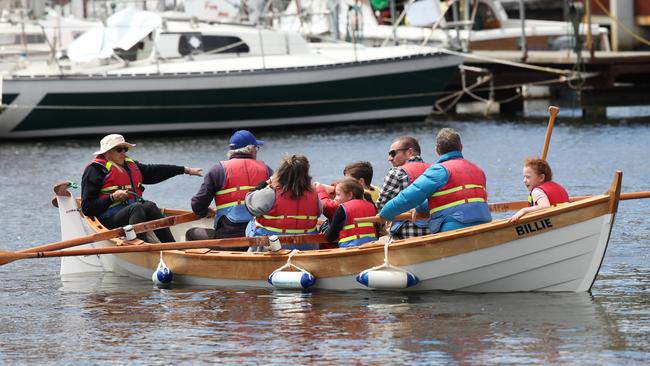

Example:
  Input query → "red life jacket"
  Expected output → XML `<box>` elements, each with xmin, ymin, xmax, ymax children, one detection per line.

<box><xmin>255</xmin><ymin>188</ymin><xmax>320</xmax><ymax>234</ymax></box>
<box><xmin>338</xmin><ymin>199</ymin><xmax>377</xmax><ymax>244</ymax></box>
<box><xmin>401</xmin><ymin>161</ymin><xmax>431</xmax><ymax>184</ymax></box>
<box><xmin>214</xmin><ymin>159</ymin><xmax>269</xmax><ymax>210</ymax></box>
<box><xmin>529</xmin><ymin>181</ymin><xmax>569</xmax><ymax>206</ymax></box>
<box><xmin>427</xmin><ymin>158</ymin><xmax>488</xmax><ymax>214</ymax></box>
<box><xmin>92</xmin><ymin>155</ymin><xmax>144</xmax><ymax>207</ymax></box>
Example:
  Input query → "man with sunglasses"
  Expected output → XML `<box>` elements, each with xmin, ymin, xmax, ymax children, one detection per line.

<box><xmin>81</xmin><ymin>134</ymin><xmax>203</xmax><ymax>242</ymax></box>
<box><xmin>185</xmin><ymin>130</ymin><xmax>272</xmax><ymax>248</ymax></box>
<box><xmin>379</xmin><ymin>128</ymin><xmax>492</xmax><ymax>234</ymax></box>
<box><xmin>376</xmin><ymin>136</ymin><xmax>431</xmax><ymax>239</ymax></box>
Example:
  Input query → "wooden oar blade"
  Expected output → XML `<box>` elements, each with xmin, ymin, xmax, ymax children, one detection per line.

<box><xmin>0</xmin><ymin>251</ymin><xmax>30</xmax><ymax>266</ymax></box>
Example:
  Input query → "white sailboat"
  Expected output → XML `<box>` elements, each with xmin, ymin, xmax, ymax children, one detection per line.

<box><xmin>0</xmin><ymin>8</ymin><xmax>461</xmax><ymax>138</ymax></box>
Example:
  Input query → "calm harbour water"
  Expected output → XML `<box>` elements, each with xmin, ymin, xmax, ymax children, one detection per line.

<box><xmin>0</xmin><ymin>117</ymin><xmax>649</xmax><ymax>365</ymax></box>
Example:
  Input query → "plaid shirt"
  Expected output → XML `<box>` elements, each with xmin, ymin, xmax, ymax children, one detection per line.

<box><xmin>376</xmin><ymin>156</ymin><xmax>431</xmax><ymax>239</ymax></box>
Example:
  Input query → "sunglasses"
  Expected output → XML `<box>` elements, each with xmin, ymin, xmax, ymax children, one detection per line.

<box><xmin>388</xmin><ymin>148</ymin><xmax>408</xmax><ymax>158</ymax></box>
<box><xmin>114</xmin><ymin>146</ymin><xmax>129</xmax><ymax>153</ymax></box>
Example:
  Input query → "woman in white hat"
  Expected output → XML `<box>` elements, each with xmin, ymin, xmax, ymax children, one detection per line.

<box><xmin>81</xmin><ymin>134</ymin><xmax>203</xmax><ymax>242</ymax></box>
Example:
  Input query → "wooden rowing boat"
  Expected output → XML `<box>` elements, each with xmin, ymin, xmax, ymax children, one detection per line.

<box><xmin>51</xmin><ymin>171</ymin><xmax>625</xmax><ymax>292</ymax></box>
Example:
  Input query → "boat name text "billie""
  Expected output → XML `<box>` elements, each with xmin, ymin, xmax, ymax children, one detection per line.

<box><xmin>515</xmin><ymin>218</ymin><xmax>553</xmax><ymax>236</ymax></box>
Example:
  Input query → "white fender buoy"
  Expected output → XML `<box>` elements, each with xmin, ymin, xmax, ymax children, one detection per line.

<box><xmin>268</xmin><ymin>271</ymin><xmax>316</xmax><ymax>289</ymax></box>
<box><xmin>152</xmin><ymin>253</ymin><xmax>173</xmax><ymax>285</ymax></box>
<box><xmin>356</xmin><ymin>238</ymin><xmax>419</xmax><ymax>289</ymax></box>
<box><xmin>356</xmin><ymin>267</ymin><xmax>419</xmax><ymax>289</ymax></box>
<box><xmin>267</xmin><ymin>249</ymin><xmax>316</xmax><ymax>289</ymax></box>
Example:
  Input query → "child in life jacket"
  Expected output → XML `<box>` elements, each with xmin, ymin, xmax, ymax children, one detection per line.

<box><xmin>313</xmin><ymin>161</ymin><xmax>379</xmax><ymax>221</ymax></box>
<box><xmin>323</xmin><ymin>178</ymin><xmax>378</xmax><ymax>247</ymax></box>
<box><xmin>509</xmin><ymin>157</ymin><xmax>569</xmax><ymax>223</ymax></box>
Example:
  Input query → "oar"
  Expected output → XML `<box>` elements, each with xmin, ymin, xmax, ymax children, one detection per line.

<box><xmin>17</xmin><ymin>212</ymin><xmax>200</xmax><ymax>254</ymax></box>
<box><xmin>355</xmin><ymin>191</ymin><xmax>650</xmax><ymax>223</ymax></box>
<box><xmin>0</xmin><ymin>234</ymin><xmax>328</xmax><ymax>266</ymax></box>
<box><xmin>542</xmin><ymin>105</ymin><xmax>559</xmax><ymax>160</ymax></box>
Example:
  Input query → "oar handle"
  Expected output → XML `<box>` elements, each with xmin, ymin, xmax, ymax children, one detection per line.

<box><xmin>620</xmin><ymin>191</ymin><xmax>650</xmax><ymax>200</ymax></box>
<box><xmin>1</xmin><ymin>233</ymin><xmax>330</xmax><ymax>266</ymax></box>
<box><xmin>542</xmin><ymin>105</ymin><xmax>559</xmax><ymax>160</ymax></box>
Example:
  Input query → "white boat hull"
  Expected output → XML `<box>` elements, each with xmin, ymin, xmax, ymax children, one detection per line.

<box><xmin>66</xmin><ymin>211</ymin><xmax>613</xmax><ymax>293</ymax></box>
<box><xmin>57</xmin><ymin>172</ymin><xmax>623</xmax><ymax>293</ymax></box>
<box><xmin>1</xmin><ymin>48</ymin><xmax>461</xmax><ymax>138</ymax></box>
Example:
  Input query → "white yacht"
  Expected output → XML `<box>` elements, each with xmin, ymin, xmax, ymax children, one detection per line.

<box><xmin>0</xmin><ymin>8</ymin><xmax>462</xmax><ymax>138</ymax></box>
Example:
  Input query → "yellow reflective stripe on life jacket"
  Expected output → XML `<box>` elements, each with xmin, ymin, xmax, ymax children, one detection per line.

<box><xmin>100</xmin><ymin>184</ymin><xmax>133</xmax><ymax>194</ymax></box>
<box><xmin>254</xmin><ymin>221</ymin><xmax>318</xmax><ymax>234</ymax></box>
<box><xmin>214</xmin><ymin>185</ymin><xmax>256</xmax><ymax>209</ymax></box>
<box><xmin>215</xmin><ymin>185</ymin><xmax>256</xmax><ymax>195</ymax></box>
<box><xmin>432</xmin><ymin>184</ymin><xmax>485</xmax><ymax>197</ymax></box>
<box><xmin>339</xmin><ymin>233</ymin><xmax>376</xmax><ymax>243</ymax></box>
<box><xmin>104</xmin><ymin>157</ymin><xmax>135</xmax><ymax>171</ymax></box>
<box><xmin>214</xmin><ymin>201</ymin><xmax>243</xmax><ymax>210</ymax></box>
<box><xmin>341</xmin><ymin>222</ymin><xmax>374</xmax><ymax>231</ymax></box>
<box><xmin>429</xmin><ymin>197</ymin><xmax>486</xmax><ymax>214</ymax></box>
<box><xmin>261</xmin><ymin>215</ymin><xmax>319</xmax><ymax>220</ymax></box>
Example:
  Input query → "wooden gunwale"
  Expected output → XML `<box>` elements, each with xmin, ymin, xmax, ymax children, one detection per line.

<box><xmin>79</xmin><ymin>192</ymin><xmax>616</xmax><ymax>280</ymax></box>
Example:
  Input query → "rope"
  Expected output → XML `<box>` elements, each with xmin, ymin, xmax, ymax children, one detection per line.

<box><xmin>437</xmin><ymin>48</ymin><xmax>576</xmax><ymax>76</ymax></box>
<box><xmin>593</xmin><ymin>0</ymin><xmax>650</xmax><ymax>47</ymax></box>
<box><xmin>433</xmin><ymin>69</ymin><xmax>493</xmax><ymax>114</ymax></box>
<box><xmin>269</xmin><ymin>249</ymin><xmax>310</xmax><ymax>275</ymax></box>
<box><xmin>433</xmin><ymin>72</ymin><xmax>594</xmax><ymax>115</ymax></box>
<box><xmin>380</xmin><ymin>0</ymin><xmax>416</xmax><ymax>47</ymax></box>
<box><xmin>568</xmin><ymin>1</ymin><xmax>586</xmax><ymax>90</ymax></box>
<box><xmin>419</xmin><ymin>0</ymin><xmax>458</xmax><ymax>48</ymax></box>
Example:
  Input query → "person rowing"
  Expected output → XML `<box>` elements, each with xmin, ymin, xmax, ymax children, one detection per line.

<box><xmin>81</xmin><ymin>134</ymin><xmax>203</xmax><ymax>243</ymax></box>
<box><xmin>378</xmin><ymin>128</ymin><xmax>492</xmax><ymax>233</ymax></box>
<box><xmin>186</xmin><ymin>130</ymin><xmax>272</xmax><ymax>250</ymax></box>
<box><xmin>376</xmin><ymin>136</ymin><xmax>431</xmax><ymax>239</ymax></box>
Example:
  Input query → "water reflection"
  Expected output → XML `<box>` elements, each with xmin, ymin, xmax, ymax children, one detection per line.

<box><xmin>1</xmin><ymin>121</ymin><xmax>649</xmax><ymax>364</ymax></box>
<box><xmin>48</xmin><ymin>273</ymin><xmax>628</xmax><ymax>364</ymax></box>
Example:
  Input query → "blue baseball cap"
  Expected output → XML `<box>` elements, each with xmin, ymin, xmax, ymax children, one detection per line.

<box><xmin>229</xmin><ymin>130</ymin><xmax>264</xmax><ymax>150</ymax></box>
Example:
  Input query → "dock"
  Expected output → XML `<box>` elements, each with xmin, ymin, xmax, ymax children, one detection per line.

<box><xmin>444</xmin><ymin>50</ymin><xmax>650</xmax><ymax>118</ymax></box>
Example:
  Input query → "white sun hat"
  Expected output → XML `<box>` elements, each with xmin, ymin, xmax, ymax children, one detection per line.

<box><xmin>92</xmin><ymin>134</ymin><xmax>136</xmax><ymax>155</ymax></box>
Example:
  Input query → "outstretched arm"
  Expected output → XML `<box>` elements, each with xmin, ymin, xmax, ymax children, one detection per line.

<box><xmin>191</xmin><ymin>164</ymin><xmax>224</xmax><ymax>217</ymax></box>
<box><xmin>137</xmin><ymin>162</ymin><xmax>202</xmax><ymax>184</ymax></box>
<box><xmin>509</xmin><ymin>189</ymin><xmax>550</xmax><ymax>223</ymax></box>
<box><xmin>379</xmin><ymin>164</ymin><xmax>448</xmax><ymax>221</ymax></box>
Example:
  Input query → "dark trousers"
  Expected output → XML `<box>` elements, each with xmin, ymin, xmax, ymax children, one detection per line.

<box><xmin>185</xmin><ymin>216</ymin><xmax>248</xmax><ymax>251</ymax></box>
<box><xmin>101</xmin><ymin>201</ymin><xmax>175</xmax><ymax>243</ymax></box>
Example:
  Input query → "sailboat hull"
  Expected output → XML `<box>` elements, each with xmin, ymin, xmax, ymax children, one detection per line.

<box><xmin>1</xmin><ymin>53</ymin><xmax>459</xmax><ymax>138</ymax></box>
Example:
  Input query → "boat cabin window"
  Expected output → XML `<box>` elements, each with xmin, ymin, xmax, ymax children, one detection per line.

<box><xmin>178</xmin><ymin>34</ymin><xmax>249</xmax><ymax>56</ymax></box>
<box><xmin>155</xmin><ymin>33</ymin><xmax>250</xmax><ymax>59</ymax></box>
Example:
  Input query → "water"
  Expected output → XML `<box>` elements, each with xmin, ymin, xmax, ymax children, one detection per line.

<box><xmin>1</xmin><ymin>118</ymin><xmax>649</xmax><ymax>364</ymax></box>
